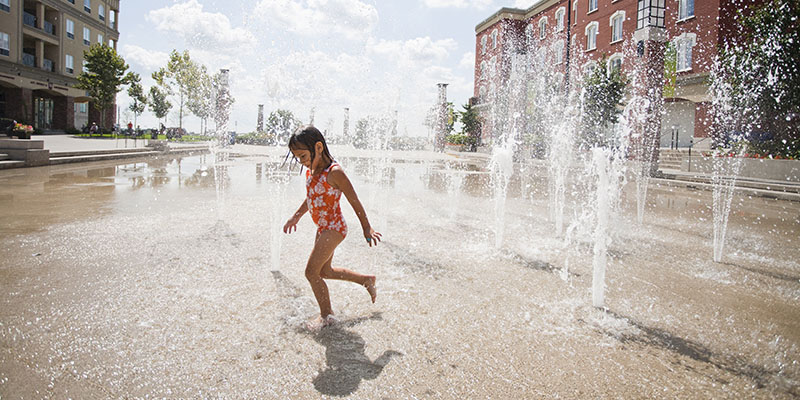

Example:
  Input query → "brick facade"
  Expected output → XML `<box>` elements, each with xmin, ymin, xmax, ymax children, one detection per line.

<box><xmin>474</xmin><ymin>0</ymin><xmax>767</xmax><ymax>147</ymax></box>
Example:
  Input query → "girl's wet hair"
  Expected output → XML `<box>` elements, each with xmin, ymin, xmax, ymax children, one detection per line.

<box><xmin>287</xmin><ymin>125</ymin><xmax>334</xmax><ymax>168</ymax></box>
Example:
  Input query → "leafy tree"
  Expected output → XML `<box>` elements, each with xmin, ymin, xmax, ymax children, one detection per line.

<box><xmin>148</xmin><ymin>86</ymin><xmax>171</xmax><ymax>127</ymax></box>
<box><xmin>187</xmin><ymin>66</ymin><xmax>214</xmax><ymax>135</ymax></box>
<box><xmin>265</xmin><ymin>109</ymin><xmax>300</xmax><ymax>145</ymax></box>
<box><xmin>153</xmin><ymin>50</ymin><xmax>202</xmax><ymax>130</ymax></box>
<box><xmin>75</xmin><ymin>43</ymin><xmax>134</xmax><ymax>131</ymax></box>
<box><xmin>713</xmin><ymin>0</ymin><xmax>800</xmax><ymax>158</ymax></box>
<box><xmin>126</xmin><ymin>72</ymin><xmax>147</xmax><ymax>130</ymax></box>
<box><xmin>579</xmin><ymin>57</ymin><xmax>629</xmax><ymax>149</ymax></box>
<box><xmin>458</xmin><ymin>102</ymin><xmax>482</xmax><ymax>151</ymax></box>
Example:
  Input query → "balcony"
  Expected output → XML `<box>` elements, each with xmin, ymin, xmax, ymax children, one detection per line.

<box><xmin>44</xmin><ymin>21</ymin><xmax>55</xmax><ymax>35</ymax></box>
<box><xmin>22</xmin><ymin>53</ymin><xmax>35</xmax><ymax>67</ymax></box>
<box><xmin>23</xmin><ymin>11</ymin><xmax>37</xmax><ymax>28</ymax></box>
<box><xmin>42</xmin><ymin>58</ymin><xmax>54</xmax><ymax>72</ymax></box>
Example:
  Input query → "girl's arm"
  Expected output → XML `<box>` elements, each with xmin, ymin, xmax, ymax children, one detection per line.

<box><xmin>328</xmin><ymin>168</ymin><xmax>382</xmax><ymax>246</ymax></box>
<box><xmin>283</xmin><ymin>200</ymin><xmax>308</xmax><ymax>234</ymax></box>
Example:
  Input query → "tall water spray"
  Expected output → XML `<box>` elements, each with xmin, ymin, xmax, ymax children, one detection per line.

<box><xmin>489</xmin><ymin>50</ymin><xmax>527</xmax><ymax>248</ymax></box>
<box><xmin>210</xmin><ymin>69</ymin><xmax>233</xmax><ymax>221</ymax></box>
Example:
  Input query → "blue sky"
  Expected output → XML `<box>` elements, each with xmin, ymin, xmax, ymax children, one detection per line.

<box><xmin>116</xmin><ymin>0</ymin><xmax>535</xmax><ymax>135</ymax></box>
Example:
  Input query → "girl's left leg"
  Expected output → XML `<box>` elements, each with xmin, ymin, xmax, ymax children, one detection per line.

<box><xmin>305</xmin><ymin>230</ymin><xmax>344</xmax><ymax>319</ymax></box>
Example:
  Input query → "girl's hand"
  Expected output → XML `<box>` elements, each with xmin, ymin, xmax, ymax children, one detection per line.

<box><xmin>283</xmin><ymin>217</ymin><xmax>299</xmax><ymax>234</ymax></box>
<box><xmin>364</xmin><ymin>228</ymin><xmax>382</xmax><ymax>247</ymax></box>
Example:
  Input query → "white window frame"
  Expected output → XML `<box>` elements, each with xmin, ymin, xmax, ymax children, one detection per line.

<box><xmin>556</xmin><ymin>7</ymin><xmax>566</xmax><ymax>32</ymax></box>
<box><xmin>97</xmin><ymin>33</ymin><xmax>103</xmax><ymax>45</ymax></box>
<box><xmin>491</xmin><ymin>29</ymin><xmax>498</xmax><ymax>49</ymax></box>
<box><xmin>66</xmin><ymin>19</ymin><xmax>74</xmax><ymax>39</ymax></box>
<box><xmin>525</xmin><ymin>23</ymin><xmax>534</xmax><ymax>44</ymax></box>
<box><xmin>0</xmin><ymin>0</ymin><xmax>10</xmax><ymax>12</ymax></box>
<box><xmin>607</xmin><ymin>53</ymin><xmax>623</xmax><ymax>75</ymax></box>
<box><xmin>583</xmin><ymin>60</ymin><xmax>598</xmax><ymax>76</ymax></box>
<box><xmin>84</xmin><ymin>0</ymin><xmax>90</xmax><ymax>13</ymax></box>
<box><xmin>539</xmin><ymin>17</ymin><xmax>548</xmax><ymax>40</ymax></box>
<box><xmin>0</xmin><ymin>32</ymin><xmax>9</xmax><ymax>57</ymax></box>
<box><xmin>585</xmin><ymin>21</ymin><xmax>598</xmax><ymax>51</ymax></box>
<box><xmin>480</xmin><ymin>60</ymin><xmax>488</xmax><ymax>80</ymax></box>
<box><xmin>678</xmin><ymin>0</ymin><xmax>695</xmax><ymax>21</ymax></box>
<box><xmin>65</xmin><ymin>54</ymin><xmax>74</xmax><ymax>74</ymax></box>
<box><xmin>83</xmin><ymin>27</ymin><xmax>90</xmax><ymax>45</ymax></box>
<box><xmin>588</xmin><ymin>0</ymin><xmax>598</xmax><ymax>13</ymax></box>
<box><xmin>98</xmin><ymin>4</ymin><xmax>105</xmax><ymax>21</ymax></box>
<box><xmin>82</xmin><ymin>59</ymin><xmax>88</xmax><ymax>73</ymax></box>
<box><xmin>610</xmin><ymin>11</ymin><xmax>625</xmax><ymax>43</ymax></box>
<box><xmin>553</xmin><ymin>40</ymin><xmax>565</xmax><ymax>64</ymax></box>
<box><xmin>481</xmin><ymin>35</ymin><xmax>488</xmax><ymax>54</ymax></box>
<box><xmin>674</xmin><ymin>32</ymin><xmax>697</xmax><ymax>72</ymax></box>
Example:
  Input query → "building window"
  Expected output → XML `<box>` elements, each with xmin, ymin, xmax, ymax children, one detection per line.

<box><xmin>525</xmin><ymin>23</ymin><xmax>534</xmax><ymax>44</ymax></box>
<box><xmin>84</xmin><ymin>0</ymin><xmax>90</xmax><ymax>13</ymax></box>
<box><xmin>678</xmin><ymin>0</ymin><xmax>694</xmax><ymax>20</ymax></box>
<box><xmin>637</xmin><ymin>0</ymin><xmax>666</xmax><ymax>29</ymax></box>
<box><xmin>109</xmin><ymin>10</ymin><xmax>116</xmax><ymax>28</ymax></box>
<box><xmin>98</xmin><ymin>4</ymin><xmax>104</xmax><ymax>21</ymax></box>
<box><xmin>608</xmin><ymin>53</ymin><xmax>623</xmax><ymax>74</ymax></box>
<box><xmin>584</xmin><ymin>60</ymin><xmax>598</xmax><ymax>76</ymax></box>
<box><xmin>0</xmin><ymin>0</ymin><xmax>9</xmax><ymax>13</ymax></box>
<box><xmin>82</xmin><ymin>59</ymin><xmax>88</xmax><ymax>73</ymax></box>
<box><xmin>491</xmin><ymin>29</ymin><xmax>498</xmax><ymax>49</ymax></box>
<box><xmin>556</xmin><ymin>8</ymin><xmax>565</xmax><ymax>32</ymax></box>
<box><xmin>539</xmin><ymin>18</ymin><xmax>547</xmax><ymax>39</ymax></box>
<box><xmin>67</xmin><ymin>0</ymin><xmax>74</xmax><ymax>3</ymax></box>
<box><xmin>585</xmin><ymin>22</ymin><xmax>598</xmax><ymax>51</ymax></box>
<box><xmin>0</xmin><ymin>32</ymin><xmax>9</xmax><ymax>56</ymax></box>
<box><xmin>589</xmin><ymin>0</ymin><xmax>598</xmax><ymax>13</ymax></box>
<box><xmin>674</xmin><ymin>33</ymin><xmax>696</xmax><ymax>71</ymax></box>
<box><xmin>66</xmin><ymin>19</ymin><xmax>74</xmax><ymax>39</ymax></box>
<box><xmin>97</xmin><ymin>33</ymin><xmax>103</xmax><ymax>45</ymax></box>
<box><xmin>83</xmin><ymin>27</ymin><xmax>90</xmax><ymax>45</ymax></box>
<box><xmin>553</xmin><ymin>40</ymin><xmax>564</xmax><ymax>64</ymax></box>
<box><xmin>65</xmin><ymin>54</ymin><xmax>74</xmax><ymax>74</ymax></box>
<box><xmin>481</xmin><ymin>35</ymin><xmax>487</xmax><ymax>54</ymax></box>
<box><xmin>610</xmin><ymin>11</ymin><xmax>625</xmax><ymax>43</ymax></box>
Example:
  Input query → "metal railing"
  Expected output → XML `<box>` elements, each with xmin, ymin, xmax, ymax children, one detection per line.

<box><xmin>23</xmin><ymin>11</ymin><xmax>37</xmax><ymax>28</ymax></box>
<box><xmin>44</xmin><ymin>21</ymin><xmax>55</xmax><ymax>35</ymax></box>
<box><xmin>22</xmin><ymin>53</ymin><xmax>36</xmax><ymax>67</ymax></box>
<box><xmin>42</xmin><ymin>58</ymin><xmax>54</xmax><ymax>72</ymax></box>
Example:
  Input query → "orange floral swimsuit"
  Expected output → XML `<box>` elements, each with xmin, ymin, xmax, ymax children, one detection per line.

<box><xmin>306</xmin><ymin>162</ymin><xmax>347</xmax><ymax>238</ymax></box>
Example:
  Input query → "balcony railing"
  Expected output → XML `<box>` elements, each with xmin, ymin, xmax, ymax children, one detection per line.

<box><xmin>23</xmin><ymin>11</ymin><xmax>37</xmax><ymax>28</ymax></box>
<box><xmin>42</xmin><ymin>58</ymin><xmax>54</xmax><ymax>72</ymax></box>
<box><xmin>44</xmin><ymin>21</ymin><xmax>55</xmax><ymax>35</ymax></box>
<box><xmin>22</xmin><ymin>53</ymin><xmax>36</xmax><ymax>67</ymax></box>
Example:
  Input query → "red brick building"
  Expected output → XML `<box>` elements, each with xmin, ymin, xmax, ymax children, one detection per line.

<box><xmin>474</xmin><ymin>0</ymin><xmax>765</xmax><ymax>149</ymax></box>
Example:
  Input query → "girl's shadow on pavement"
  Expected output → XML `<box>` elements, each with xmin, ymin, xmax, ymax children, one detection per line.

<box><xmin>307</xmin><ymin>313</ymin><xmax>403</xmax><ymax>396</ymax></box>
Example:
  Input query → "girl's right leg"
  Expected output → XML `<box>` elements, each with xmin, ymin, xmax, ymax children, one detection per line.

<box><xmin>319</xmin><ymin>251</ymin><xmax>377</xmax><ymax>303</ymax></box>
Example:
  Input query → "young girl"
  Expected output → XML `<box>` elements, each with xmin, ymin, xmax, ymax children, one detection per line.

<box><xmin>283</xmin><ymin>125</ymin><xmax>381</xmax><ymax>329</ymax></box>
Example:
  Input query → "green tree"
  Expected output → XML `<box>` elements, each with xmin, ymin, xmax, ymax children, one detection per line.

<box><xmin>458</xmin><ymin>102</ymin><xmax>482</xmax><ymax>151</ymax></box>
<box><xmin>75</xmin><ymin>43</ymin><xmax>134</xmax><ymax>131</ymax></box>
<box><xmin>713</xmin><ymin>0</ymin><xmax>800</xmax><ymax>158</ymax></box>
<box><xmin>148</xmin><ymin>86</ymin><xmax>172</xmax><ymax>127</ymax></box>
<box><xmin>579</xmin><ymin>57</ymin><xmax>629</xmax><ymax>149</ymax></box>
<box><xmin>265</xmin><ymin>109</ymin><xmax>300</xmax><ymax>144</ymax></box>
<box><xmin>187</xmin><ymin>66</ymin><xmax>214</xmax><ymax>135</ymax></box>
<box><xmin>126</xmin><ymin>72</ymin><xmax>147</xmax><ymax>130</ymax></box>
<box><xmin>153</xmin><ymin>50</ymin><xmax>202</xmax><ymax>130</ymax></box>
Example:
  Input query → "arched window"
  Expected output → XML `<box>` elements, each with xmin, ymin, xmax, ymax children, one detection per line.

<box><xmin>539</xmin><ymin>17</ymin><xmax>548</xmax><ymax>40</ymax></box>
<box><xmin>610</xmin><ymin>11</ymin><xmax>625</xmax><ymax>43</ymax></box>
<box><xmin>608</xmin><ymin>53</ymin><xmax>623</xmax><ymax>74</ymax></box>
<box><xmin>585</xmin><ymin>21</ymin><xmax>598</xmax><ymax>51</ymax></box>
<box><xmin>555</xmin><ymin>8</ymin><xmax>566</xmax><ymax>32</ymax></box>
<box><xmin>481</xmin><ymin>35</ymin><xmax>488</xmax><ymax>54</ymax></box>
<box><xmin>553</xmin><ymin>40</ymin><xmax>565</xmax><ymax>64</ymax></box>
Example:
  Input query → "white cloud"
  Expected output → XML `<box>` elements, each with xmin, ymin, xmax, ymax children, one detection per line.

<box><xmin>119</xmin><ymin>44</ymin><xmax>169</xmax><ymax>72</ymax></box>
<box><xmin>252</xmin><ymin>0</ymin><xmax>378</xmax><ymax>40</ymax></box>
<box><xmin>146</xmin><ymin>0</ymin><xmax>257</xmax><ymax>52</ymax></box>
<box><xmin>368</xmin><ymin>37</ymin><xmax>458</xmax><ymax>65</ymax></box>
<box><xmin>512</xmin><ymin>0</ymin><xmax>538</xmax><ymax>8</ymax></box>
<box><xmin>459</xmin><ymin>51</ymin><xmax>475</xmax><ymax>70</ymax></box>
<box><xmin>420</xmin><ymin>0</ymin><xmax>494</xmax><ymax>9</ymax></box>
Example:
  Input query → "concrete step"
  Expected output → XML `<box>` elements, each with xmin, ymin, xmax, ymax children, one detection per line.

<box><xmin>659</xmin><ymin>172</ymin><xmax>800</xmax><ymax>195</ymax></box>
<box><xmin>49</xmin><ymin>148</ymin><xmax>153</xmax><ymax>158</ymax></box>
<box><xmin>0</xmin><ymin>138</ymin><xmax>45</xmax><ymax>150</ymax></box>
<box><xmin>0</xmin><ymin>160</ymin><xmax>26</xmax><ymax>169</ymax></box>
<box><xmin>0</xmin><ymin>153</ymin><xmax>8</xmax><ymax>161</ymax></box>
<box><xmin>49</xmin><ymin>150</ymin><xmax>161</xmax><ymax>165</ymax></box>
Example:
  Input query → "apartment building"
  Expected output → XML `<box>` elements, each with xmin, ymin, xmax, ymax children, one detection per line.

<box><xmin>0</xmin><ymin>0</ymin><xmax>120</xmax><ymax>131</ymax></box>
<box><xmin>474</xmin><ymin>0</ymin><xmax>765</xmax><ymax>148</ymax></box>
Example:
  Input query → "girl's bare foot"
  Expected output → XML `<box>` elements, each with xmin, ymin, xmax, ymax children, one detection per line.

<box><xmin>364</xmin><ymin>276</ymin><xmax>377</xmax><ymax>303</ymax></box>
<box><xmin>306</xmin><ymin>314</ymin><xmax>337</xmax><ymax>331</ymax></box>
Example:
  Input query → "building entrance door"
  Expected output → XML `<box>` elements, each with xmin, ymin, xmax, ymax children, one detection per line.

<box><xmin>34</xmin><ymin>97</ymin><xmax>53</xmax><ymax>130</ymax></box>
